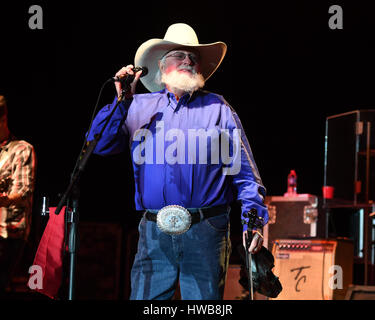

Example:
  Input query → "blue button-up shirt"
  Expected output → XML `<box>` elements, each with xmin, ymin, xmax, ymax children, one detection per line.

<box><xmin>87</xmin><ymin>88</ymin><xmax>268</xmax><ymax>231</ymax></box>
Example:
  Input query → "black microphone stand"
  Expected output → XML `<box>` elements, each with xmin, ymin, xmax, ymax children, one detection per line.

<box><xmin>54</xmin><ymin>78</ymin><xmax>133</xmax><ymax>300</ymax></box>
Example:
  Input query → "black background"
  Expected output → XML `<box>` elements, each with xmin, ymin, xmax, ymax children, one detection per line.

<box><xmin>0</xmin><ymin>0</ymin><xmax>375</xmax><ymax>298</ymax></box>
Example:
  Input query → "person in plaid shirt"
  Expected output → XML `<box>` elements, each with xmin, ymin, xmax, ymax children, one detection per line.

<box><xmin>0</xmin><ymin>95</ymin><xmax>36</xmax><ymax>295</ymax></box>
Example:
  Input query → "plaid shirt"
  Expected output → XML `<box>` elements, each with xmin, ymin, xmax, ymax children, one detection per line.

<box><xmin>0</xmin><ymin>135</ymin><xmax>36</xmax><ymax>239</ymax></box>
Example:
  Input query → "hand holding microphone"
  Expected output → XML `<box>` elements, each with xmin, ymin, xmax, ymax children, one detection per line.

<box><xmin>113</xmin><ymin>65</ymin><xmax>148</xmax><ymax>98</ymax></box>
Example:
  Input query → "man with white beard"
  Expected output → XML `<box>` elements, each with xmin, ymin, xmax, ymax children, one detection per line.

<box><xmin>87</xmin><ymin>23</ymin><xmax>269</xmax><ymax>300</ymax></box>
<box><xmin>158</xmin><ymin>53</ymin><xmax>205</xmax><ymax>96</ymax></box>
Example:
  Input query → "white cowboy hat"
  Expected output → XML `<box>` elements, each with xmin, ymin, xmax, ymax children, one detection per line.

<box><xmin>134</xmin><ymin>23</ymin><xmax>227</xmax><ymax>92</ymax></box>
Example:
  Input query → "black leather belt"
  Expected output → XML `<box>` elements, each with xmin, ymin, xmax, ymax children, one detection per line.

<box><xmin>145</xmin><ymin>204</ymin><xmax>229</xmax><ymax>225</ymax></box>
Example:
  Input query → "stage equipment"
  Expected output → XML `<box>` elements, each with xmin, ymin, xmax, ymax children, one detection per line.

<box><xmin>264</xmin><ymin>194</ymin><xmax>318</xmax><ymax>250</ymax></box>
<box><xmin>324</xmin><ymin>110</ymin><xmax>375</xmax><ymax>204</ymax></box>
<box><xmin>323</xmin><ymin>110</ymin><xmax>375</xmax><ymax>285</ymax></box>
<box><xmin>111</xmin><ymin>66</ymin><xmax>148</xmax><ymax>83</ymax></box>
<box><xmin>271</xmin><ymin>238</ymin><xmax>353</xmax><ymax>300</ymax></box>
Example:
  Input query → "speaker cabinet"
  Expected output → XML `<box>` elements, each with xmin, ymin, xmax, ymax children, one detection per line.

<box><xmin>271</xmin><ymin>239</ymin><xmax>353</xmax><ymax>300</ymax></box>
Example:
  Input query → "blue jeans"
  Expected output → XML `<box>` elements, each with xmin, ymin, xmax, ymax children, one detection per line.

<box><xmin>130</xmin><ymin>208</ymin><xmax>232</xmax><ymax>300</ymax></box>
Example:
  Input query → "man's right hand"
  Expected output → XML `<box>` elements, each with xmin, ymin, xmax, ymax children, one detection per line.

<box><xmin>114</xmin><ymin>64</ymin><xmax>143</xmax><ymax>98</ymax></box>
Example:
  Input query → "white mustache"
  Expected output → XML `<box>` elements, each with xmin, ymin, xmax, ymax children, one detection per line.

<box><xmin>177</xmin><ymin>65</ymin><xmax>197</xmax><ymax>74</ymax></box>
<box><xmin>161</xmin><ymin>69</ymin><xmax>205</xmax><ymax>93</ymax></box>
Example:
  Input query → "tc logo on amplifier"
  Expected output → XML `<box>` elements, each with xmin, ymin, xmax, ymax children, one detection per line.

<box><xmin>290</xmin><ymin>266</ymin><xmax>311</xmax><ymax>292</ymax></box>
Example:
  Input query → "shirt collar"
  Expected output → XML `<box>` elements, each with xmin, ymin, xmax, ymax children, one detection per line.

<box><xmin>164</xmin><ymin>87</ymin><xmax>199</xmax><ymax>105</ymax></box>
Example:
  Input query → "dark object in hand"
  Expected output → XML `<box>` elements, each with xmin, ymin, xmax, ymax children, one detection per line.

<box><xmin>238</xmin><ymin>244</ymin><xmax>282</xmax><ymax>298</ymax></box>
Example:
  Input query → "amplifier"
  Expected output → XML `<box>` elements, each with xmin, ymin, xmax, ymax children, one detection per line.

<box><xmin>271</xmin><ymin>238</ymin><xmax>353</xmax><ymax>300</ymax></box>
<box><xmin>264</xmin><ymin>194</ymin><xmax>319</xmax><ymax>249</ymax></box>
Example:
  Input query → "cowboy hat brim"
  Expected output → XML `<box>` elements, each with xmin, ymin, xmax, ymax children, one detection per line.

<box><xmin>134</xmin><ymin>39</ymin><xmax>227</xmax><ymax>93</ymax></box>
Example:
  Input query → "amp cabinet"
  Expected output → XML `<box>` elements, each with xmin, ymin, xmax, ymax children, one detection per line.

<box><xmin>264</xmin><ymin>194</ymin><xmax>318</xmax><ymax>250</ymax></box>
<box><xmin>271</xmin><ymin>238</ymin><xmax>354</xmax><ymax>300</ymax></box>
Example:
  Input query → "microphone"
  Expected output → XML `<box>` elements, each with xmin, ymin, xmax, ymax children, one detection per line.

<box><xmin>111</xmin><ymin>67</ymin><xmax>148</xmax><ymax>82</ymax></box>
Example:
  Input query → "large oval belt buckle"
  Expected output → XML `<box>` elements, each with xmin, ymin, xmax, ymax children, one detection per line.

<box><xmin>156</xmin><ymin>205</ymin><xmax>192</xmax><ymax>235</ymax></box>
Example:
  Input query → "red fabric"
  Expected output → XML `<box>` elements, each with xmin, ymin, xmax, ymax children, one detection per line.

<box><xmin>31</xmin><ymin>207</ymin><xmax>66</xmax><ymax>299</ymax></box>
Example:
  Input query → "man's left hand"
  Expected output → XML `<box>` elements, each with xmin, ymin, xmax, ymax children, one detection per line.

<box><xmin>242</xmin><ymin>229</ymin><xmax>263</xmax><ymax>254</ymax></box>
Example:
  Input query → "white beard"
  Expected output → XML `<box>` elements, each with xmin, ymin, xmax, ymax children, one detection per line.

<box><xmin>161</xmin><ymin>68</ymin><xmax>205</xmax><ymax>94</ymax></box>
